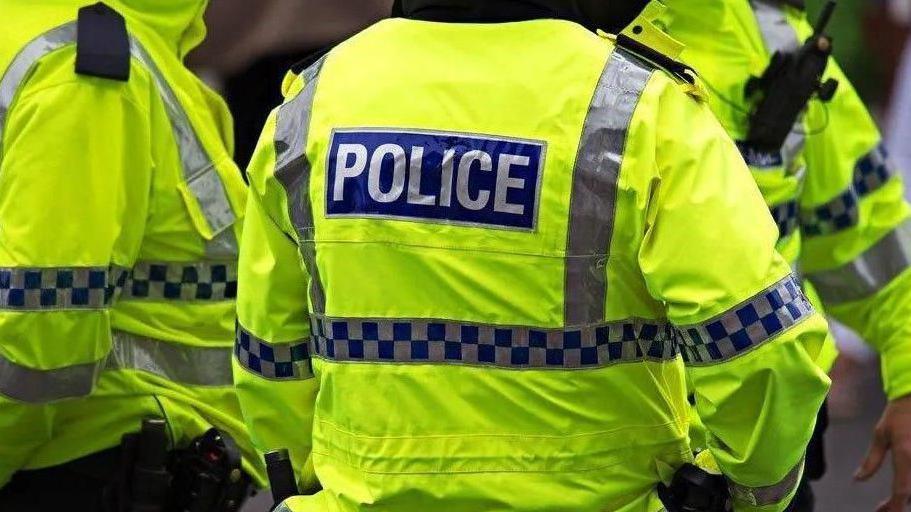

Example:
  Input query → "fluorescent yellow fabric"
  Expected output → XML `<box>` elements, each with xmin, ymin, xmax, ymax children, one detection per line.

<box><xmin>0</xmin><ymin>0</ymin><xmax>262</xmax><ymax>485</ymax></box>
<box><xmin>236</xmin><ymin>18</ymin><xmax>829</xmax><ymax>512</ymax></box>
<box><xmin>661</xmin><ymin>0</ymin><xmax>911</xmax><ymax>399</ymax></box>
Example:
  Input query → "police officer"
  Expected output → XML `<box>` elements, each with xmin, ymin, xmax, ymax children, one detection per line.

<box><xmin>0</xmin><ymin>1</ymin><xmax>262</xmax><ymax>510</ymax></box>
<box><xmin>232</xmin><ymin>0</ymin><xmax>830</xmax><ymax>510</ymax></box>
<box><xmin>624</xmin><ymin>1</ymin><xmax>911</xmax><ymax>510</ymax></box>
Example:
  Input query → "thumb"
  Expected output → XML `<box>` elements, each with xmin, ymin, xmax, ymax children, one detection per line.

<box><xmin>856</xmin><ymin>429</ymin><xmax>890</xmax><ymax>481</ymax></box>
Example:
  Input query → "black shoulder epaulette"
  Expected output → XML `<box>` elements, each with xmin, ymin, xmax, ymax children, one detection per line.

<box><xmin>75</xmin><ymin>2</ymin><xmax>130</xmax><ymax>81</ymax></box>
<box><xmin>616</xmin><ymin>34</ymin><xmax>696</xmax><ymax>85</ymax></box>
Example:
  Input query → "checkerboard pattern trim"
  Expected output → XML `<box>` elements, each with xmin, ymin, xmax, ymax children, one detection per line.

<box><xmin>0</xmin><ymin>266</ymin><xmax>129</xmax><ymax>310</ymax></box>
<box><xmin>121</xmin><ymin>261</ymin><xmax>237</xmax><ymax>301</ymax></box>
<box><xmin>309</xmin><ymin>316</ymin><xmax>678</xmax><ymax>369</ymax></box>
<box><xmin>234</xmin><ymin>323</ymin><xmax>313</xmax><ymax>380</ymax></box>
<box><xmin>0</xmin><ymin>261</ymin><xmax>237</xmax><ymax>310</ymax></box>
<box><xmin>800</xmin><ymin>144</ymin><xmax>894</xmax><ymax>237</ymax></box>
<box><xmin>769</xmin><ymin>200</ymin><xmax>798</xmax><ymax>240</ymax></box>
<box><xmin>676</xmin><ymin>274</ymin><xmax>814</xmax><ymax>365</ymax></box>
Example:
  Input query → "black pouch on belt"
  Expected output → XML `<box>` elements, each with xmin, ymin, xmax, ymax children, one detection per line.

<box><xmin>168</xmin><ymin>428</ymin><xmax>252</xmax><ymax>512</ymax></box>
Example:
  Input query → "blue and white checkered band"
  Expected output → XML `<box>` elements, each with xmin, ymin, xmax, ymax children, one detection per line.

<box><xmin>801</xmin><ymin>144</ymin><xmax>894</xmax><ymax>237</ymax></box>
<box><xmin>234</xmin><ymin>323</ymin><xmax>313</xmax><ymax>380</ymax></box>
<box><xmin>676</xmin><ymin>274</ymin><xmax>814</xmax><ymax>365</ymax></box>
<box><xmin>326</xmin><ymin>129</ymin><xmax>546</xmax><ymax>230</ymax></box>
<box><xmin>0</xmin><ymin>266</ymin><xmax>129</xmax><ymax>309</ymax></box>
<box><xmin>121</xmin><ymin>261</ymin><xmax>237</xmax><ymax>301</ymax></box>
<box><xmin>770</xmin><ymin>200</ymin><xmax>798</xmax><ymax>240</ymax></box>
<box><xmin>0</xmin><ymin>261</ymin><xmax>237</xmax><ymax>310</ymax></box>
<box><xmin>736</xmin><ymin>141</ymin><xmax>784</xmax><ymax>169</ymax></box>
<box><xmin>308</xmin><ymin>316</ymin><xmax>679</xmax><ymax>369</ymax></box>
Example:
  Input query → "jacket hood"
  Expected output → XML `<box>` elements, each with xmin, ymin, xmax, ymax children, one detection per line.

<box><xmin>60</xmin><ymin>0</ymin><xmax>211</xmax><ymax>57</ymax></box>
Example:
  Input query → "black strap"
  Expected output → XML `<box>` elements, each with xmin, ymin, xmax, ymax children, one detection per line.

<box><xmin>615</xmin><ymin>34</ymin><xmax>697</xmax><ymax>85</ymax></box>
<box><xmin>75</xmin><ymin>2</ymin><xmax>130</xmax><ymax>81</ymax></box>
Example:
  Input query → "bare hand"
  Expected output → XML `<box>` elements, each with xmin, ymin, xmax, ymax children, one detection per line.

<box><xmin>855</xmin><ymin>394</ymin><xmax>911</xmax><ymax>511</ymax></box>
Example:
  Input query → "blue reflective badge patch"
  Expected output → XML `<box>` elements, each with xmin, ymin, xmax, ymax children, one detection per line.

<box><xmin>326</xmin><ymin>129</ymin><xmax>545</xmax><ymax>230</ymax></box>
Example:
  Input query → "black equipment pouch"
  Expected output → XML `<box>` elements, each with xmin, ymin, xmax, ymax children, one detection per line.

<box><xmin>745</xmin><ymin>1</ymin><xmax>839</xmax><ymax>152</ymax></box>
<box><xmin>657</xmin><ymin>463</ymin><xmax>732</xmax><ymax>512</ymax></box>
<box><xmin>116</xmin><ymin>420</ymin><xmax>251</xmax><ymax>512</ymax></box>
<box><xmin>265</xmin><ymin>449</ymin><xmax>300</xmax><ymax>511</ymax></box>
<box><xmin>75</xmin><ymin>2</ymin><xmax>130</xmax><ymax>81</ymax></box>
<box><xmin>168</xmin><ymin>428</ymin><xmax>252</xmax><ymax>512</ymax></box>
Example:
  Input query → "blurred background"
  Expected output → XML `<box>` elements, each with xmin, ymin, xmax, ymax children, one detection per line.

<box><xmin>187</xmin><ymin>1</ymin><xmax>911</xmax><ymax>510</ymax></box>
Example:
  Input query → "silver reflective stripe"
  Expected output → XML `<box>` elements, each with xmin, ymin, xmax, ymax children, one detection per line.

<box><xmin>565</xmin><ymin>48</ymin><xmax>652</xmax><ymax>326</ymax></box>
<box><xmin>0</xmin><ymin>22</ymin><xmax>77</xmax><ymax>156</ymax></box>
<box><xmin>234</xmin><ymin>323</ymin><xmax>313</xmax><ymax>380</ymax></box>
<box><xmin>106</xmin><ymin>331</ymin><xmax>234</xmax><ymax>386</ymax></box>
<box><xmin>0</xmin><ymin>331</ymin><xmax>233</xmax><ymax>402</ymax></box>
<box><xmin>750</xmin><ymin>0</ymin><xmax>805</xmax><ymax>170</ymax></box>
<box><xmin>274</xmin><ymin>501</ymin><xmax>294</xmax><ymax>512</ymax></box>
<box><xmin>310</xmin><ymin>314</ymin><xmax>678</xmax><ymax>369</ymax></box>
<box><xmin>0</xmin><ymin>266</ymin><xmax>129</xmax><ymax>310</ymax></box>
<box><xmin>0</xmin><ymin>22</ymin><xmax>236</xmax><ymax>253</ymax></box>
<box><xmin>751</xmin><ymin>0</ymin><xmax>800</xmax><ymax>55</ymax></box>
<box><xmin>274</xmin><ymin>57</ymin><xmax>327</xmax><ymax>314</ymax></box>
<box><xmin>676</xmin><ymin>274</ymin><xmax>814</xmax><ymax>365</ymax></box>
<box><xmin>729</xmin><ymin>457</ymin><xmax>803</xmax><ymax>506</ymax></box>
<box><xmin>0</xmin><ymin>350</ymin><xmax>103</xmax><ymax>402</ymax></box>
<box><xmin>806</xmin><ymin>219</ymin><xmax>911</xmax><ymax>304</ymax></box>
<box><xmin>128</xmin><ymin>40</ymin><xmax>237</xmax><ymax>243</ymax></box>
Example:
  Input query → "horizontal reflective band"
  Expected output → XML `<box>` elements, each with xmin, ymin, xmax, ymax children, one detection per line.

<box><xmin>676</xmin><ymin>274</ymin><xmax>814</xmax><ymax>365</ymax></box>
<box><xmin>234</xmin><ymin>324</ymin><xmax>313</xmax><ymax>380</ymax></box>
<box><xmin>801</xmin><ymin>144</ymin><xmax>894</xmax><ymax>237</ymax></box>
<box><xmin>770</xmin><ymin>200</ymin><xmax>798</xmax><ymax>240</ymax></box>
<box><xmin>0</xmin><ymin>331</ymin><xmax>234</xmax><ymax>402</ymax></box>
<box><xmin>0</xmin><ymin>22</ymin><xmax>236</xmax><ymax>250</ymax></box>
<box><xmin>0</xmin><ymin>350</ymin><xmax>103</xmax><ymax>402</ymax></box>
<box><xmin>0</xmin><ymin>266</ymin><xmax>128</xmax><ymax>310</ymax></box>
<box><xmin>107</xmin><ymin>331</ymin><xmax>234</xmax><ymax>386</ymax></box>
<box><xmin>120</xmin><ymin>261</ymin><xmax>237</xmax><ymax>301</ymax></box>
<box><xmin>310</xmin><ymin>316</ymin><xmax>678</xmax><ymax>369</ymax></box>
<box><xmin>807</xmin><ymin>220</ymin><xmax>911</xmax><ymax>304</ymax></box>
<box><xmin>729</xmin><ymin>458</ymin><xmax>804</xmax><ymax>506</ymax></box>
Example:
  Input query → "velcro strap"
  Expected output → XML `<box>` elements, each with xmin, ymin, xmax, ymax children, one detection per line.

<box><xmin>75</xmin><ymin>2</ymin><xmax>130</xmax><ymax>81</ymax></box>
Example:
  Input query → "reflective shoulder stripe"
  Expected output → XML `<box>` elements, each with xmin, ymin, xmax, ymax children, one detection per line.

<box><xmin>676</xmin><ymin>274</ymin><xmax>814</xmax><ymax>365</ymax></box>
<box><xmin>0</xmin><ymin>330</ymin><xmax>234</xmax><ymax>403</ymax></box>
<box><xmin>806</xmin><ymin>219</ymin><xmax>911</xmax><ymax>304</ymax></box>
<box><xmin>0</xmin><ymin>266</ymin><xmax>128</xmax><ymax>310</ymax></box>
<box><xmin>0</xmin><ymin>350</ymin><xmax>103</xmax><ymax>402</ymax></box>
<box><xmin>750</xmin><ymin>0</ymin><xmax>800</xmax><ymax>54</ymax></box>
<box><xmin>800</xmin><ymin>144</ymin><xmax>895</xmax><ymax>237</ymax></box>
<box><xmin>0</xmin><ymin>22</ymin><xmax>78</xmax><ymax>156</ymax></box>
<box><xmin>234</xmin><ymin>322</ymin><xmax>313</xmax><ymax>380</ymax></box>
<box><xmin>564</xmin><ymin>47</ymin><xmax>653</xmax><ymax>327</ymax></box>
<box><xmin>273</xmin><ymin>57</ymin><xmax>328</xmax><ymax>314</ymax></box>
<box><xmin>728</xmin><ymin>457</ymin><xmax>804</xmax><ymax>507</ymax></box>
<box><xmin>309</xmin><ymin>315</ymin><xmax>678</xmax><ymax>369</ymax></box>
<box><xmin>0</xmin><ymin>21</ymin><xmax>237</xmax><ymax>254</ymax></box>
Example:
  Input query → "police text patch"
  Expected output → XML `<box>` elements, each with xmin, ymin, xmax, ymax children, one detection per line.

<box><xmin>326</xmin><ymin>129</ymin><xmax>545</xmax><ymax>230</ymax></box>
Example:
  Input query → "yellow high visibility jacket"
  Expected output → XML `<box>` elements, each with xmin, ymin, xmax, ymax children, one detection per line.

<box><xmin>234</xmin><ymin>17</ymin><xmax>830</xmax><ymax>512</ymax></box>
<box><xmin>0</xmin><ymin>0</ymin><xmax>262</xmax><ymax>485</ymax></box>
<box><xmin>661</xmin><ymin>0</ymin><xmax>911</xmax><ymax>400</ymax></box>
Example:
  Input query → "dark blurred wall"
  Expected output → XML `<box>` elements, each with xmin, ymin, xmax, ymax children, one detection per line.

<box><xmin>191</xmin><ymin>0</ymin><xmax>393</xmax><ymax>168</ymax></box>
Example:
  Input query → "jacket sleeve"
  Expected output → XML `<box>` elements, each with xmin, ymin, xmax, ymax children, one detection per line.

<box><xmin>638</xmin><ymin>77</ymin><xmax>831</xmax><ymax>512</ymax></box>
<box><xmin>0</xmin><ymin>79</ymin><xmax>152</xmax><ymax>484</ymax></box>
<box><xmin>798</xmin><ymin>57</ymin><xmax>911</xmax><ymax>400</ymax></box>
<box><xmin>233</xmin><ymin>107</ymin><xmax>320</xmax><ymax>492</ymax></box>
